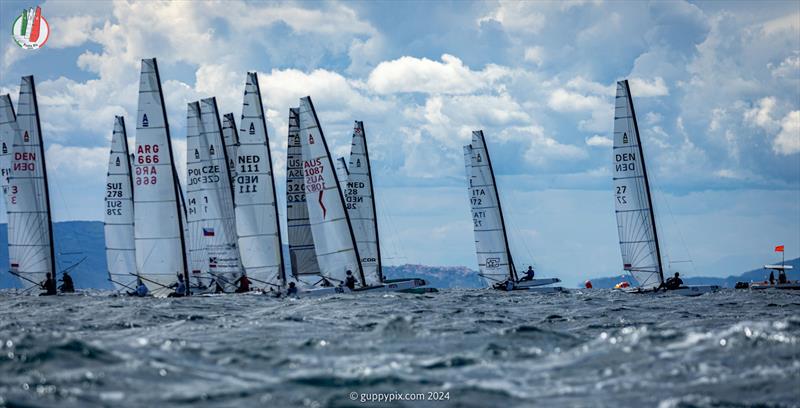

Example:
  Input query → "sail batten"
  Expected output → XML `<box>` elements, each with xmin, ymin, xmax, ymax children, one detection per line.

<box><xmin>287</xmin><ymin>107</ymin><xmax>321</xmax><ymax>277</ymax></box>
<box><xmin>5</xmin><ymin>77</ymin><xmax>55</xmax><ymax>290</ymax></box>
<box><xmin>298</xmin><ymin>96</ymin><xmax>364</xmax><ymax>285</ymax></box>
<box><xmin>341</xmin><ymin>121</ymin><xmax>382</xmax><ymax>284</ymax></box>
<box><xmin>104</xmin><ymin>116</ymin><xmax>136</xmax><ymax>291</ymax></box>
<box><xmin>186</xmin><ymin>99</ymin><xmax>242</xmax><ymax>290</ymax></box>
<box><xmin>133</xmin><ymin>58</ymin><xmax>188</xmax><ymax>295</ymax></box>
<box><xmin>464</xmin><ymin>131</ymin><xmax>516</xmax><ymax>285</ymax></box>
<box><xmin>612</xmin><ymin>79</ymin><xmax>663</xmax><ymax>289</ymax></box>
<box><xmin>233</xmin><ymin>72</ymin><xmax>285</xmax><ymax>286</ymax></box>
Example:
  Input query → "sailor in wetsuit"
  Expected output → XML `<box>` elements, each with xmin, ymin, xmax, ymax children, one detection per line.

<box><xmin>661</xmin><ymin>272</ymin><xmax>683</xmax><ymax>291</ymax></box>
<box><xmin>59</xmin><ymin>271</ymin><xmax>75</xmax><ymax>293</ymax></box>
<box><xmin>127</xmin><ymin>278</ymin><xmax>149</xmax><ymax>297</ymax></box>
<box><xmin>40</xmin><ymin>272</ymin><xmax>57</xmax><ymax>296</ymax></box>
<box><xmin>287</xmin><ymin>281</ymin><xmax>298</xmax><ymax>296</ymax></box>
<box><xmin>168</xmin><ymin>273</ymin><xmax>187</xmax><ymax>297</ymax></box>
<box><xmin>519</xmin><ymin>266</ymin><xmax>535</xmax><ymax>282</ymax></box>
<box><xmin>344</xmin><ymin>270</ymin><xmax>357</xmax><ymax>290</ymax></box>
<box><xmin>234</xmin><ymin>275</ymin><xmax>251</xmax><ymax>293</ymax></box>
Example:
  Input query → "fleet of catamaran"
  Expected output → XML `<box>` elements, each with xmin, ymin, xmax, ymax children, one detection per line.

<box><xmin>7</xmin><ymin>57</ymin><xmax>787</xmax><ymax>298</ymax></box>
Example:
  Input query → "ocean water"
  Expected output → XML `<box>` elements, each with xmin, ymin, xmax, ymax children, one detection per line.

<box><xmin>0</xmin><ymin>289</ymin><xmax>797</xmax><ymax>407</ymax></box>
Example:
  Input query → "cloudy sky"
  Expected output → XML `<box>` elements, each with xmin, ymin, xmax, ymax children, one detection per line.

<box><xmin>0</xmin><ymin>0</ymin><xmax>798</xmax><ymax>286</ymax></box>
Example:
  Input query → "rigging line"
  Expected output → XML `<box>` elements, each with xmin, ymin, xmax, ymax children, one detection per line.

<box><xmin>662</xmin><ymin>189</ymin><xmax>697</xmax><ymax>276</ymax></box>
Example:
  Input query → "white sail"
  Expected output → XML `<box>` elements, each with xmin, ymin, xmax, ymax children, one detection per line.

<box><xmin>286</xmin><ymin>107</ymin><xmax>321</xmax><ymax>278</ymax></box>
<box><xmin>613</xmin><ymin>80</ymin><xmax>663</xmax><ymax>289</ymax></box>
<box><xmin>464</xmin><ymin>130</ymin><xmax>515</xmax><ymax>284</ymax></box>
<box><xmin>221</xmin><ymin>113</ymin><xmax>238</xmax><ymax>181</ymax></box>
<box><xmin>0</xmin><ymin>95</ymin><xmax>16</xmax><ymax>203</ymax></box>
<box><xmin>342</xmin><ymin>121</ymin><xmax>382</xmax><ymax>284</ymax></box>
<box><xmin>234</xmin><ymin>72</ymin><xmax>285</xmax><ymax>286</ymax></box>
<box><xmin>133</xmin><ymin>58</ymin><xmax>188</xmax><ymax>295</ymax></box>
<box><xmin>7</xmin><ymin>76</ymin><xmax>55</xmax><ymax>290</ymax></box>
<box><xmin>298</xmin><ymin>96</ymin><xmax>364</xmax><ymax>285</ymax></box>
<box><xmin>335</xmin><ymin>156</ymin><xmax>348</xmax><ymax>189</ymax></box>
<box><xmin>187</xmin><ymin>98</ymin><xmax>242</xmax><ymax>290</ymax></box>
<box><xmin>104</xmin><ymin>116</ymin><xmax>136</xmax><ymax>291</ymax></box>
<box><xmin>0</xmin><ymin>96</ymin><xmax>20</xmax><ymax>288</ymax></box>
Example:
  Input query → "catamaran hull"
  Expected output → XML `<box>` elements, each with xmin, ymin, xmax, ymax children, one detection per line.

<box><xmin>618</xmin><ymin>285</ymin><xmax>719</xmax><ymax>296</ymax></box>
<box><xmin>492</xmin><ymin>278</ymin><xmax>562</xmax><ymax>291</ymax></box>
<box><xmin>514</xmin><ymin>278</ymin><xmax>561</xmax><ymax>288</ymax></box>
<box><xmin>296</xmin><ymin>278</ymin><xmax>430</xmax><ymax>298</ymax></box>
<box><xmin>750</xmin><ymin>282</ymin><xmax>800</xmax><ymax>290</ymax></box>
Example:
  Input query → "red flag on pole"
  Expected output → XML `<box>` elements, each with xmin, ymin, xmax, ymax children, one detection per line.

<box><xmin>775</xmin><ymin>245</ymin><xmax>785</xmax><ymax>252</ymax></box>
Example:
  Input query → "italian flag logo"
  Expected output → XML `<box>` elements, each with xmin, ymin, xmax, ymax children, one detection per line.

<box><xmin>12</xmin><ymin>6</ymin><xmax>49</xmax><ymax>49</ymax></box>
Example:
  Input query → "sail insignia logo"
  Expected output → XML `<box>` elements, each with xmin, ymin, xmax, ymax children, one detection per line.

<box><xmin>12</xmin><ymin>6</ymin><xmax>50</xmax><ymax>49</ymax></box>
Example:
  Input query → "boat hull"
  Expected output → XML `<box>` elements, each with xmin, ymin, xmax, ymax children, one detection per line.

<box><xmin>619</xmin><ymin>285</ymin><xmax>719</xmax><ymax>296</ymax></box>
<box><xmin>295</xmin><ymin>278</ymin><xmax>432</xmax><ymax>298</ymax></box>
<box><xmin>750</xmin><ymin>282</ymin><xmax>800</xmax><ymax>290</ymax></box>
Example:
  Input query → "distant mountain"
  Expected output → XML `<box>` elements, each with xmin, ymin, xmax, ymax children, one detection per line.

<box><xmin>584</xmin><ymin>258</ymin><xmax>800</xmax><ymax>289</ymax></box>
<box><xmin>0</xmin><ymin>222</ymin><xmax>487</xmax><ymax>290</ymax></box>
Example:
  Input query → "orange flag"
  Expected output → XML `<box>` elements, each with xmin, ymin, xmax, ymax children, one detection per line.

<box><xmin>775</xmin><ymin>245</ymin><xmax>785</xmax><ymax>252</ymax></box>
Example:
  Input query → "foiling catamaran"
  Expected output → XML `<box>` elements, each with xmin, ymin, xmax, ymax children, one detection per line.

<box><xmin>335</xmin><ymin>121</ymin><xmax>433</xmax><ymax>293</ymax></box>
<box><xmin>104</xmin><ymin>116</ymin><xmax>137</xmax><ymax>292</ymax></box>
<box><xmin>132</xmin><ymin>58</ymin><xmax>190</xmax><ymax>297</ymax></box>
<box><xmin>230</xmin><ymin>72</ymin><xmax>286</xmax><ymax>292</ymax></box>
<box><xmin>186</xmin><ymin>98</ymin><xmax>243</xmax><ymax>293</ymax></box>
<box><xmin>1</xmin><ymin>76</ymin><xmax>57</xmax><ymax>293</ymax></box>
<box><xmin>286</xmin><ymin>96</ymin><xmax>429</xmax><ymax>297</ymax></box>
<box><xmin>464</xmin><ymin>130</ymin><xmax>563</xmax><ymax>292</ymax></box>
<box><xmin>612</xmin><ymin>79</ymin><xmax>718</xmax><ymax>297</ymax></box>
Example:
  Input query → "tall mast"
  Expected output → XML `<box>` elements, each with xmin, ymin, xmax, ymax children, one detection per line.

<box><xmin>153</xmin><ymin>59</ymin><xmax>190</xmax><ymax>290</ymax></box>
<box><xmin>304</xmin><ymin>97</ymin><xmax>365</xmax><ymax>285</ymax></box>
<box><xmin>28</xmin><ymin>76</ymin><xmax>56</xmax><ymax>276</ymax></box>
<box><xmin>624</xmin><ymin>80</ymin><xmax>664</xmax><ymax>283</ymax></box>
<box><xmin>250</xmin><ymin>73</ymin><xmax>286</xmax><ymax>283</ymax></box>
<box><xmin>358</xmin><ymin>121</ymin><xmax>383</xmax><ymax>282</ymax></box>
<box><xmin>477</xmin><ymin>131</ymin><xmax>516</xmax><ymax>282</ymax></box>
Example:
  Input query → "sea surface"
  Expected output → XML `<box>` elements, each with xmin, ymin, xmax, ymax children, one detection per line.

<box><xmin>0</xmin><ymin>289</ymin><xmax>798</xmax><ymax>407</ymax></box>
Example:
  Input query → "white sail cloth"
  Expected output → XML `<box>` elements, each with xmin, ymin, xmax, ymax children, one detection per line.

<box><xmin>6</xmin><ymin>76</ymin><xmax>55</xmax><ymax>290</ymax></box>
<box><xmin>233</xmin><ymin>72</ymin><xmax>285</xmax><ymax>286</ymax></box>
<box><xmin>104</xmin><ymin>116</ymin><xmax>136</xmax><ymax>291</ymax></box>
<box><xmin>133</xmin><ymin>58</ymin><xmax>188</xmax><ymax>295</ymax></box>
<box><xmin>464</xmin><ymin>130</ymin><xmax>515</xmax><ymax>285</ymax></box>
<box><xmin>286</xmin><ymin>107</ymin><xmax>321</xmax><ymax>279</ymax></box>
<box><xmin>613</xmin><ymin>80</ymin><xmax>662</xmax><ymax>289</ymax></box>
<box><xmin>341</xmin><ymin>121</ymin><xmax>382</xmax><ymax>284</ymax></box>
<box><xmin>186</xmin><ymin>99</ymin><xmax>242</xmax><ymax>290</ymax></box>
<box><xmin>298</xmin><ymin>96</ymin><xmax>364</xmax><ymax>286</ymax></box>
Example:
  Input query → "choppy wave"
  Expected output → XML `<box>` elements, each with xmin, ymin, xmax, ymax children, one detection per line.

<box><xmin>0</xmin><ymin>289</ymin><xmax>797</xmax><ymax>407</ymax></box>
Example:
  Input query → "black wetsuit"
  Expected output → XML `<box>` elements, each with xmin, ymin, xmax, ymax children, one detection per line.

<box><xmin>41</xmin><ymin>277</ymin><xmax>57</xmax><ymax>296</ymax></box>
<box><xmin>59</xmin><ymin>274</ymin><xmax>75</xmax><ymax>293</ymax></box>
<box><xmin>345</xmin><ymin>276</ymin><xmax>356</xmax><ymax>290</ymax></box>
<box><xmin>664</xmin><ymin>277</ymin><xmax>683</xmax><ymax>290</ymax></box>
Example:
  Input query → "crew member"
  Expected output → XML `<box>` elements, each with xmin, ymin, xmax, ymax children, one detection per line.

<box><xmin>662</xmin><ymin>272</ymin><xmax>683</xmax><ymax>290</ymax></box>
<box><xmin>168</xmin><ymin>273</ymin><xmax>186</xmax><ymax>297</ymax></box>
<box><xmin>40</xmin><ymin>272</ymin><xmax>57</xmax><ymax>296</ymax></box>
<box><xmin>344</xmin><ymin>270</ymin><xmax>357</xmax><ymax>290</ymax></box>
<box><xmin>287</xmin><ymin>281</ymin><xmax>298</xmax><ymax>296</ymax></box>
<box><xmin>128</xmin><ymin>278</ymin><xmax>149</xmax><ymax>297</ymax></box>
<box><xmin>769</xmin><ymin>271</ymin><xmax>775</xmax><ymax>285</ymax></box>
<box><xmin>519</xmin><ymin>266</ymin><xmax>535</xmax><ymax>282</ymax></box>
<box><xmin>59</xmin><ymin>271</ymin><xmax>75</xmax><ymax>293</ymax></box>
<box><xmin>778</xmin><ymin>269</ymin><xmax>788</xmax><ymax>284</ymax></box>
<box><xmin>235</xmin><ymin>275</ymin><xmax>251</xmax><ymax>293</ymax></box>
